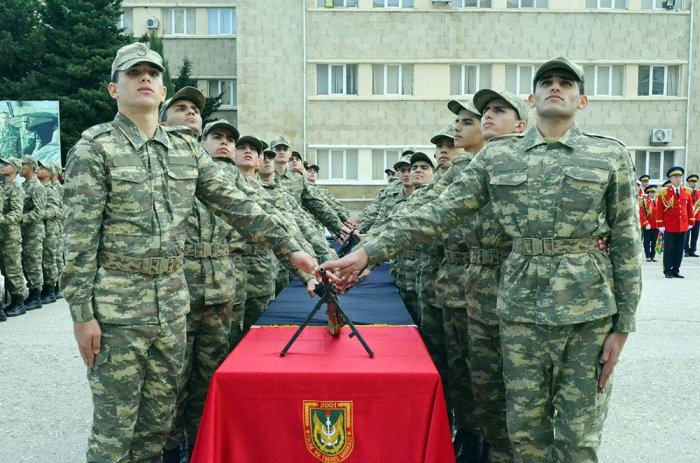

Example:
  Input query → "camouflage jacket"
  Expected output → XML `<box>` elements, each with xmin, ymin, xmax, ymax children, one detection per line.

<box><xmin>276</xmin><ymin>166</ymin><xmax>344</xmax><ymax>234</ymax></box>
<box><xmin>0</xmin><ymin>179</ymin><xmax>23</xmax><ymax>229</ymax></box>
<box><xmin>360</xmin><ymin>181</ymin><xmax>403</xmax><ymax>234</ymax></box>
<box><xmin>21</xmin><ymin>176</ymin><xmax>46</xmax><ymax>227</ymax></box>
<box><xmin>0</xmin><ymin>126</ymin><xmax>21</xmax><ymax>158</ymax></box>
<box><xmin>310</xmin><ymin>183</ymin><xmax>349</xmax><ymax>222</ymax></box>
<box><xmin>362</xmin><ymin>124</ymin><xmax>641</xmax><ymax>332</ymax></box>
<box><xmin>42</xmin><ymin>181</ymin><xmax>62</xmax><ymax>235</ymax></box>
<box><xmin>61</xmin><ymin>112</ymin><xmax>301</xmax><ymax>324</ymax></box>
<box><xmin>19</xmin><ymin>128</ymin><xmax>41</xmax><ymax>155</ymax></box>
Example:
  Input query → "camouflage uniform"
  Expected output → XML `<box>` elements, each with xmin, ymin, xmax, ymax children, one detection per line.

<box><xmin>0</xmin><ymin>173</ymin><xmax>25</xmax><ymax>299</ymax></box>
<box><xmin>21</xmin><ymin>174</ymin><xmax>46</xmax><ymax>292</ymax></box>
<box><xmin>360</xmin><ymin>125</ymin><xmax>642</xmax><ymax>462</ymax></box>
<box><xmin>61</xmin><ymin>113</ymin><xmax>302</xmax><ymax>462</ymax></box>
<box><xmin>359</xmin><ymin>178</ymin><xmax>399</xmax><ymax>226</ymax></box>
<box><xmin>0</xmin><ymin>125</ymin><xmax>21</xmax><ymax>159</ymax></box>
<box><xmin>51</xmin><ymin>164</ymin><xmax>65</xmax><ymax>284</ymax></box>
<box><xmin>310</xmin><ymin>182</ymin><xmax>350</xmax><ymax>222</ymax></box>
<box><xmin>19</xmin><ymin>127</ymin><xmax>41</xmax><ymax>155</ymax></box>
<box><xmin>41</xmin><ymin>174</ymin><xmax>61</xmax><ymax>292</ymax></box>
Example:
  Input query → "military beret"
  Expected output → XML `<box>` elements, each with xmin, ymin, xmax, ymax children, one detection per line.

<box><xmin>686</xmin><ymin>174</ymin><xmax>699</xmax><ymax>182</ymax></box>
<box><xmin>667</xmin><ymin>166</ymin><xmax>684</xmax><ymax>178</ymax></box>
<box><xmin>111</xmin><ymin>42</ymin><xmax>164</xmax><ymax>78</ymax></box>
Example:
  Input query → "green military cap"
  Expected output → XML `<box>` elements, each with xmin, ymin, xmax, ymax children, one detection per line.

<box><xmin>400</xmin><ymin>147</ymin><xmax>416</xmax><ymax>157</ymax></box>
<box><xmin>447</xmin><ymin>99</ymin><xmax>480</xmax><ymax>117</ymax></box>
<box><xmin>263</xmin><ymin>149</ymin><xmax>276</xmax><ymax>159</ymax></box>
<box><xmin>1</xmin><ymin>157</ymin><xmax>22</xmax><ymax>171</ymax></box>
<box><xmin>638</xmin><ymin>174</ymin><xmax>651</xmax><ymax>182</ymax></box>
<box><xmin>533</xmin><ymin>56</ymin><xmax>585</xmax><ymax>87</ymax></box>
<box><xmin>430</xmin><ymin>125</ymin><xmax>455</xmax><ymax>145</ymax></box>
<box><xmin>473</xmin><ymin>89</ymin><xmax>530</xmax><ymax>126</ymax></box>
<box><xmin>202</xmin><ymin>119</ymin><xmax>240</xmax><ymax>141</ymax></box>
<box><xmin>21</xmin><ymin>155</ymin><xmax>38</xmax><ymax>169</ymax></box>
<box><xmin>261</xmin><ymin>140</ymin><xmax>269</xmax><ymax>150</ymax></box>
<box><xmin>159</xmin><ymin>86</ymin><xmax>206</xmax><ymax>122</ymax></box>
<box><xmin>667</xmin><ymin>166</ymin><xmax>684</xmax><ymax>178</ymax></box>
<box><xmin>393</xmin><ymin>152</ymin><xmax>412</xmax><ymax>171</ymax></box>
<box><xmin>410</xmin><ymin>151</ymin><xmax>436</xmax><ymax>170</ymax></box>
<box><xmin>236</xmin><ymin>134</ymin><xmax>264</xmax><ymax>154</ymax></box>
<box><xmin>37</xmin><ymin>159</ymin><xmax>51</xmax><ymax>170</ymax></box>
<box><xmin>111</xmin><ymin>42</ymin><xmax>165</xmax><ymax>78</ymax></box>
<box><xmin>686</xmin><ymin>174</ymin><xmax>698</xmax><ymax>182</ymax></box>
<box><xmin>384</xmin><ymin>167</ymin><xmax>395</xmax><ymax>175</ymax></box>
<box><xmin>270</xmin><ymin>135</ymin><xmax>291</xmax><ymax>149</ymax></box>
<box><xmin>291</xmin><ymin>150</ymin><xmax>303</xmax><ymax>161</ymax></box>
<box><xmin>308</xmin><ymin>164</ymin><xmax>320</xmax><ymax>173</ymax></box>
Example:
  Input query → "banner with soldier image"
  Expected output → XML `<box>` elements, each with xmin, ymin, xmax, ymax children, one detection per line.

<box><xmin>0</xmin><ymin>101</ymin><xmax>61</xmax><ymax>165</ymax></box>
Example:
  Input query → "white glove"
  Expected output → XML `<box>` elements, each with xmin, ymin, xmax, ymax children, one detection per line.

<box><xmin>659</xmin><ymin>227</ymin><xmax>665</xmax><ymax>233</ymax></box>
<box><xmin>690</xmin><ymin>225</ymin><xmax>694</xmax><ymax>230</ymax></box>
<box><xmin>645</xmin><ymin>224</ymin><xmax>651</xmax><ymax>230</ymax></box>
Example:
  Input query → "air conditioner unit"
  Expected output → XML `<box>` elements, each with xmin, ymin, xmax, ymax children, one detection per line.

<box><xmin>651</xmin><ymin>129</ymin><xmax>672</xmax><ymax>145</ymax></box>
<box><xmin>662</xmin><ymin>0</ymin><xmax>675</xmax><ymax>10</ymax></box>
<box><xmin>146</xmin><ymin>18</ymin><xmax>160</xmax><ymax>29</ymax></box>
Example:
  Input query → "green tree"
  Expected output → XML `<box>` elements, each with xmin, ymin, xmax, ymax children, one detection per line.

<box><xmin>172</xmin><ymin>57</ymin><xmax>223</xmax><ymax>125</ymax></box>
<box><xmin>140</xmin><ymin>32</ymin><xmax>174</xmax><ymax>97</ymax></box>
<box><xmin>0</xmin><ymin>0</ymin><xmax>45</xmax><ymax>82</ymax></box>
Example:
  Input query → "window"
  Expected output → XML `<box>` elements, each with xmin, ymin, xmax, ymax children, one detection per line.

<box><xmin>450</xmin><ymin>65</ymin><xmax>492</xmax><ymax>95</ymax></box>
<box><xmin>316</xmin><ymin>149</ymin><xmax>359</xmax><ymax>181</ymax></box>
<box><xmin>505</xmin><ymin>65</ymin><xmax>536</xmax><ymax>95</ymax></box>
<box><xmin>583</xmin><ymin>65</ymin><xmax>624</xmax><ymax>96</ymax></box>
<box><xmin>586</xmin><ymin>0</ymin><xmax>627</xmax><ymax>8</ymax></box>
<box><xmin>506</xmin><ymin>0</ymin><xmax>548</xmax><ymax>8</ymax></box>
<box><xmin>163</xmin><ymin>8</ymin><xmax>197</xmax><ymax>35</ymax></box>
<box><xmin>317</xmin><ymin>0</ymin><xmax>359</xmax><ymax>7</ymax></box>
<box><xmin>642</xmin><ymin>0</ymin><xmax>682</xmax><ymax>9</ymax></box>
<box><xmin>317</xmin><ymin>64</ymin><xmax>358</xmax><ymax>95</ymax></box>
<box><xmin>371</xmin><ymin>149</ymin><xmax>401</xmax><ymax>180</ymax></box>
<box><xmin>208</xmin><ymin>9</ymin><xmax>236</xmax><ymax>35</ymax></box>
<box><xmin>451</xmin><ymin>0</ymin><xmax>492</xmax><ymax>6</ymax></box>
<box><xmin>638</xmin><ymin>65</ymin><xmax>680</xmax><ymax>96</ymax></box>
<box><xmin>209</xmin><ymin>80</ymin><xmax>237</xmax><ymax>107</ymax></box>
<box><xmin>119</xmin><ymin>8</ymin><xmax>134</xmax><ymax>35</ymax></box>
<box><xmin>635</xmin><ymin>150</ymin><xmax>675</xmax><ymax>181</ymax></box>
<box><xmin>373</xmin><ymin>0</ymin><xmax>414</xmax><ymax>7</ymax></box>
<box><xmin>372</xmin><ymin>64</ymin><xmax>414</xmax><ymax>96</ymax></box>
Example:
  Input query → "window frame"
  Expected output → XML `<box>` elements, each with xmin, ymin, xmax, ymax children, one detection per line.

<box><xmin>506</xmin><ymin>0</ymin><xmax>549</xmax><ymax>8</ymax></box>
<box><xmin>316</xmin><ymin>149</ymin><xmax>359</xmax><ymax>181</ymax></box>
<box><xmin>371</xmin><ymin>149</ymin><xmax>401</xmax><ymax>180</ymax></box>
<box><xmin>450</xmin><ymin>64</ymin><xmax>491</xmax><ymax>96</ymax></box>
<box><xmin>586</xmin><ymin>0</ymin><xmax>627</xmax><ymax>8</ymax></box>
<box><xmin>316</xmin><ymin>64</ymin><xmax>358</xmax><ymax>96</ymax></box>
<box><xmin>207</xmin><ymin>8</ymin><xmax>237</xmax><ymax>36</ymax></box>
<box><xmin>372</xmin><ymin>64</ymin><xmax>413</xmax><ymax>96</ymax></box>
<box><xmin>373</xmin><ymin>0</ymin><xmax>414</xmax><ymax>8</ymax></box>
<box><xmin>209</xmin><ymin>79</ymin><xmax>237</xmax><ymax>107</ymax></box>
<box><xmin>642</xmin><ymin>0</ymin><xmax>682</xmax><ymax>10</ymax></box>
<box><xmin>166</xmin><ymin>8</ymin><xmax>196</xmax><ymax>35</ymax></box>
<box><xmin>317</xmin><ymin>0</ymin><xmax>359</xmax><ymax>7</ymax></box>
<box><xmin>505</xmin><ymin>64</ymin><xmax>536</xmax><ymax>96</ymax></box>
<box><xmin>638</xmin><ymin>65</ymin><xmax>680</xmax><ymax>96</ymax></box>
<box><xmin>451</xmin><ymin>0</ymin><xmax>492</xmax><ymax>7</ymax></box>
<box><xmin>636</xmin><ymin>149</ymin><xmax>676</xmax><ymax>182</ymax></box>
<box><xmin>583</xmin><ymin>64</ymin><xmax>625</xmax><ymax>96</ymax></box>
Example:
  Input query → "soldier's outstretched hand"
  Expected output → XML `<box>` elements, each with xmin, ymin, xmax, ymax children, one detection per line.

<box><xmin>290</xmin><ymin>251</ymin><xmax>318</xmax><ymax>276</ymax></box>
<box><xmin>320</xmin><ymin>247</ymin><xmax>369</xmax><ymax>286</ymax></box>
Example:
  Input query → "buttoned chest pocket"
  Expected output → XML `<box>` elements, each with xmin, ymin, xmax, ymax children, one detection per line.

<box><xmin>560</xmin><ymin>163</ymin><xmax>609</xmax><ymax>213</ymax></box>
<box><xmin>109</xmin><ymin>157</ymin><xmax>150</xmax><ymax>214</ymax></box>
<box><xmin>489</xmin><ymin>164</ymin><xmax>528</xmax><ymax>207</ymax></box>
<box><xmin>167</xmin><ymin>156</ymin><xmax>198</xmax><ymax>212</ymax></box>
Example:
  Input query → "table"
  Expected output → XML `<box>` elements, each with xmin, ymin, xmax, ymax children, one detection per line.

<box><xmin>191</xmin><ymin>325</ymin><xmax>455</xmax><ymax>463</ymax></box>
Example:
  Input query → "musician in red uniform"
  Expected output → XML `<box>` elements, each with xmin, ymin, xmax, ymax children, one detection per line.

<box><xmin>638</xmin><ymin>174</ymin><xmax>650</xmax><ymax>198</ymax></box>
<box><xmin>656</xmin><ymin>166</ymin><xmax>696</xmax><ymax>278</ymax></box>
<box><xmin>640</xmin><ymin>185</ymin><xmax>660</xmax><ymax>262</ymax></box>
<box><xmin>685</xmin><ymin>173</ymin><xmax>699</xmax><ymax>257</ymax></box>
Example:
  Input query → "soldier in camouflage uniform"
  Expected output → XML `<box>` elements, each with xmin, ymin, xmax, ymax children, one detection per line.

<box><xmin>49</xmin><ymin>162</ymin><xmax>65</xmax><ymax>299</ymax></box>
<box><xmin>19</xmin><ymin>116</ymin><xmax>42</xmax><ymax>155</ymax></box>
<box><xmin>326</xmin><ymin>57</ymin><xmax>641</xmax><ymax>463</ymax></box>
<box><xmin>20</xmin><ymin>155</ymin><xmax>46</xmax><ymax>311</ymax></box>
<box><xmin>62</xmin><ymin>43</ymin><xmax>315</xmax><ymax>462</ymax></box>
<box><xmin>37</xmin><ymin>160</ymin><xmax>60</xmax><ymax>305</ymax></box>
<box><xmin>0</xmin><ymin>157</ymin><xmax>25</xmax><ymax>318</ymax></box>
<box><xmin>306</xmin><ymin>165</ymin><xmax>352</xmax><ymax>224</ymax></box>
<box><xmin>0</xmin><ymin>112</ymin><xmax>21</xmax><ymax>159</ymax></box>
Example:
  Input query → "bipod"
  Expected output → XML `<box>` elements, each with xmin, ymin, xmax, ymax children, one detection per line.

<box><xmin>280</xmin><ymin>268</ymin><xmax>374</xmax><ymax>358</ymax></box>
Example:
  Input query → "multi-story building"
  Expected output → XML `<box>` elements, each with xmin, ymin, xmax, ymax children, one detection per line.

<box><xmin>122</xmin><ymin>0</ymin><xmax>700</xmax><ymax>212</ymax></box>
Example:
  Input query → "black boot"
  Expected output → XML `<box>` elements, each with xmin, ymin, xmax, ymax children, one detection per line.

<box><xmin>54</xmin><ymin>282</ymin><xmax>63</xmax><ymax>300</ymax></box>
<box><xmin>454</xmin><ymin>429</ymin><xmax>484</xmax><ymax>463</ymax></box>
<box><xmin>41</xmin><ymin>284</ymin><xmax>56</xmax><ymax>305</ymax></box>
<box><xmin>24</xmin><ymin>288</ymin><xmax>43</xmax><ymax>311</ymax></box>
<box><xmin>5</xmin><ymin>294</ymin><xmax>26</xmax><ymax>317</ymax></box>
<box><xmin>162</xmin><ymin>445</ymin><xmax>181</xmax><ymax>463</ymax></box>
<box><xmin>0</xmin><ymin>307</ymin><xmax>6</xmax><ymax>322</ymax></box>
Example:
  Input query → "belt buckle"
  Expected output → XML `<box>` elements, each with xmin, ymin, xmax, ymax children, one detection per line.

<box><xmin>528</xmin><ymin>238</ymin><xmax>543</xmax><ymax>256</ymax></box>
<box><xmin>542</xmin><ymin>238</ymin><xmax>554</xmax><ymax>256</ymax></box>
<box><xmin>489</xmin><ymin>249</ymin><xmax>499</xmax><ymax>264</ymax></box>
<box><xmin>167</xmin><ymin>257</ymin><xmax>179</xmax><ymax>273</ymax></box>
<box><xmin>145</xmin><ymin>257</ymin><xmax>167</xmax><ymax>275</ymax></box>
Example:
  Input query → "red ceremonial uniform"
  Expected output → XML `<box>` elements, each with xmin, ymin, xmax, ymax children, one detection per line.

<box><xmin>639</xmin><ymin>197</ymin><xmax>660</xmax><ymax>229</ymax></box>
<box><xmin>690</xmin><ymin>188</ymin><xmax>700</xmax><ymax>222</ymax></box>
<box><xmin>655</xmin><ymin>186</ymin><xmax>696</xmax><ymax>232</ymax></box>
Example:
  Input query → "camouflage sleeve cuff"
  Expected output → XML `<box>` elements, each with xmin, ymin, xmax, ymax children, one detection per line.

<box><xmin>612</xmin><ymin>313</ymin><xmax>635</xmax><ymax>333</ymax></box>
<box><xmin>272</xmin><ymin>236</ymin><xmax>303</xmax><ymax>258</ymax></box>
<box><xmin>359</xmin><ymin>238</ymin><xmax>387</xmax><ymax>266</ymax></box>
<box><xmin>69</xmin><ymin>301</ymin><xmax>95</xmax><ymax>323</ymax></box>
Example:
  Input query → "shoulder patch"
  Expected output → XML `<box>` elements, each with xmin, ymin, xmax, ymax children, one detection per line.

<box><xmin>82</xmin><ymin>122</ymin><xmax>116</xmax><ymax>141</ymax></box>
<box><xmin>582</xmin><ymin>132</ymin><xmax>626</xmax><ymax>147</ymax></box>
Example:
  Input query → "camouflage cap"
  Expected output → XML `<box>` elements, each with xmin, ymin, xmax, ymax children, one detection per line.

<box><xmin>111</xmin><ymin>42</ymin><xmax>165</xmax><ymax>78</ymax></box>
<box><xmin>400</xmin><ymin>147</ymin><xmax>416</xmax><ymax>157</ymax></box>
<box><xmin>202</xmin><ymin>119</ymin><xmax>240</xmax><ymax>142</ymax></box>
<box><xmin>308</xmin><ymin>164</ymin><xmax>320</xmax><ymax>173</ymax></box>
<box><xmin>291</xmin><ymin>151</ymin><xmax>303</xmax><ymax>161</ymax></box>
<box><xmin>21</xmin><ymin>155</ymin><xmax>38</xmax><ymax>169</ymax></box>
<box><xmin>261</xmin><ymin>139</ymin><xmax>270</xmax><ymax>150</ymax></box>
<box><xmin>430</xmin><ymin>125</ymin><xmax>456</xmax><ymax>145</ymax></box>
<box><xmin>473</xmin><ymin>89</ymin><xmax>529</xmax><ymax>126</ymax></box>
<box><xmin>393</xmin><ymin>152</ymin><xmax>412</xmax><ymax>171</ymax></box>
<box><xmin>263</xmin><ymin>149</ymin><xmax>276</xmax><ymax>159</ymax></box>
<box><xmin>236</xmin><ymin>134</ymin><xmax>264</xmax><ymax>154</ymax></box>
<box><xmin>1</xmin><ymin>157</ymin><xmax>22</xmax><ymax>171</ymax></box>
<box><xmin>410</xmin><ymin>151</ymin><xmax>436</xmax><ymax>170</ymax></box>
<box><xmin>270</xmin><ymin>135</ymin><xmax>291</xmax><ymax>149</ymax></box>
<box><xmin>384</xmin><ymin>167</ymin><xmax>395</xmax><ymax>175</ymax></box>
<box><xmin>159</xmin><ymin>86</ymin><xmax>206</xmax><ymax>122</ymax></box>
<box><xmin>447</xmin><ymin>99</ymin><xmax>480</xmax><ymax>117</ymax></box>
<box><xmin>533</xmin><ymin>56</ymin><xmax>584</xmax><ymax>87</ymax></box>
<box><xmin>37</xmin><ymin>159</ymin><xmax>50</xmax><ymax>170</ymax></box>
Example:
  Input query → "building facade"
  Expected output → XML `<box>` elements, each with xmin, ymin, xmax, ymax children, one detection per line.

<box><xmin>123</xmin><ymin>0</ymin><xmax>700</xmax><ymax>212</ymax></box>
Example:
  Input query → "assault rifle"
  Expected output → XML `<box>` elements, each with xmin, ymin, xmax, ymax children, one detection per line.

<box><xmin>337</xmin><ymin>227</ymin><xmax>360</xmax><ymax>258</ymax></box>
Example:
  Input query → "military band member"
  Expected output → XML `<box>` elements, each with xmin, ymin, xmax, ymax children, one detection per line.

<box><xmin>638</xmin><ymin>174</ymin><xmax>650</xmax><ymax>198</ymax></box>
<box><xmin>685</xmin><ymin>173</ymin><xmax>699</xmax><ymax>257</ymax></box>
<box><xmin>655</xmin><ymin>166</ymin><xmax>695</xmax><ymax>278</ymax></box>
<box><xmin>640</xmin><ymin>185</ymin><xmax>661</xmax><ymax>262</ymax></box>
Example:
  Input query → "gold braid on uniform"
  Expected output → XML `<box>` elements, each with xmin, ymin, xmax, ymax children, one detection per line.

<box><xmin>660</xmin><ymin>190</ymin><xmax>674</xmax><ymax>212</ymax></box>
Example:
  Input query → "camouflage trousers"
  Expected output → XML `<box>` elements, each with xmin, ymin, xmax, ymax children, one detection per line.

<box><xmin>396</xmin><ymin>286</ymin><xmax>420</xmax><ymax>326</ymax></box>
<box><xmin>443</xmin><ymin>308</ymin><xmax>478</xmax><ymax>434</ymax></box>
<box><xmin>500</xmin><ymin>316</ymin><xmax>614</xmax><ymax>463</ymax></box>
<box><xmin>21</xmin><ymin>223</ymin><xmax>44</xmax><ymax>289</ymax></box>
<box><xmin>87</xmin><ymin>317</ymin><xmax>186</xmax><ymax>462</ymax></box>
<box><xmin>42</xmin><ymin>228</ymin><xmax>59</xmax><ymax>287</ymax></box>
<box><xmin>166</xmin><ymin>301</ymin><xmax>233</xmax><ymax>451</ymax></box>
<box><xmin>54</xmin><ymin>221</ymin><xmax>65</xmax><ymax>281</ymax></box>
<box><xmin>274</xmin><ymin>267</ymin><xmax>291</xmax><ymax>297</ymax></box>
<box><xmin>229</xmin><ymin>254</ymin><xmax>248</xmax><ymax>351</ymax></box>
<box><xmin>0</xmin><ymin>227</ymin><xmax>24</xmax><ymax>295</ymax></box>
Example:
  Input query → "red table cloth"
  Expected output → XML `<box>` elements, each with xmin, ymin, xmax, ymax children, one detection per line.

<box><xmin>191</xmin><ymin>325</ymin><xmax>455</xmax><ymax>463</ymax></box>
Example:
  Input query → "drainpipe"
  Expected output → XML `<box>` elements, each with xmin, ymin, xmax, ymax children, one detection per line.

<box><xmin>684</xmin><ymin>1</ymin><xmax>694</xmax><ymax>170</ymax></box>
<box><xmin>302</xmin><ymin>0</ymin><xmax>308</xmax><ymax>157</ymax></box>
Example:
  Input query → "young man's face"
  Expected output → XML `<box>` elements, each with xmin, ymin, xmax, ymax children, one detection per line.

<box><xmin>481</xmin><ymin>99</ymin><xmax>525</xmax><ymax>141</ymax></box>
<box><xmin>397</xmin><ymin>164</ymin><xmax>411</xmax><ymax>187</ymax></box>
<box><xmin>203</xmin><ymin>129</ymin><xmax>237</xmax><ymax>158</ymax></box>
<box><xmin>454</xmin><ymin>109</ymin><xmax>482</xmax><ymax>149</ymax></box>
<box><xmin>0</xmin><ymin>113</ymin><xmax>9</xmax><ymax>127</ymax></box>
<box><xmin>641</xmin><ymin>179</ymin><xmax>650</xmax><ymax>188</ymax></box>
<box><xmin>163</xmin><ymin>99</ymin><xmax>202</xmax><ymax>135</ymax></box>
<box><xmin>20</xmin><ymin>164</ymin><xmax>32</xmax><ymax>177</ymax></box>
<box><xmin>670</xmin><ymin>175</ymin><xmax>683</xmax><ymax>187</ymax></box>
<box><xmin>411</xmin><ymin>161</ymin><xmax>434</xmax><ymax>186</ymax></box>
<box><xmin>434</xmin><ymin>138</ymin><xmax>460</xmax><ymax>166</ymax></box>
<box><xmin>290</xmin><ymin>156</ymin><xmax>303</xmax><ymax>171</ymax></box>
<box><xmin>234</xmin><ymin>143</ymin><xmax>260</xmax><ymax>169</ymax></box>
<box><xmin>273</xmin><ymin>145</ymin><xmax>291</xmax><ymax>164</ymax></box>
<box><xmin>307</xmin><ymin>169</ymin><xmax>318</xmax><ymax>182</ymax></box>
<box><xmin>1</xmin><ymin>163</ymin><xmax>16</xmax><ymax>177</ymax></box>
<box><xmin>260</xmin><ymin>154</ymin><xmax>276</xmax><ymax>175</ymax></box>
<box><xmin>37</xmin><ymin>167</ymin><xmax>50</xmax><ymax>181</ymax></box>
<box><xmin>648</xmin><ymin>190</ymin><xmax>656</xmax><ymax>199</ymax></box>
<box><xmin>688</xmin><ymin>180</ymin><xmax>697</xmax><ymax>189</ymax></box>
<box><xmin>529</xmin><ymin>71</ymin><xmax>587</xmax><ymax>119</ymax></box>
<box><xmin>108</xmin><ymin>63</ymin><xmax>167</xmax><ymax>112</ymax></box>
